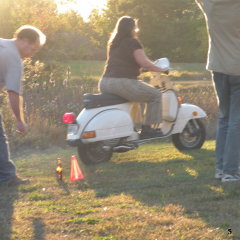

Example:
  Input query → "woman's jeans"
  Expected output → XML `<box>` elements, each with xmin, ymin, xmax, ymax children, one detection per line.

<box><xmin>0</xmin><ymin>114</ymin><xmax>16</xmax><ymax>183</ymax></box>
<box><xmin>213</xmin><ymin>72</ymin><xmax>240</xmax><ymax>175</ymax></box>
<box><xmin>99</xmin><ymin>77</ymin><xmax>162</xmax><ymax>126</ymax></box>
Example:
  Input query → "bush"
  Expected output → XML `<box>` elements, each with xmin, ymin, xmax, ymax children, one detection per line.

<box><xmin>179</xmin><ymin>86</ymin><xmax>218</xmax><ymax>139</ymax></box>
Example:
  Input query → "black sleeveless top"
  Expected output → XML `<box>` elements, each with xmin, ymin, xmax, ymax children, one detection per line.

<box><xmin>103</xmin><ymin>38</ymin><xmax>143</xmax><ymax>79</ymax></box>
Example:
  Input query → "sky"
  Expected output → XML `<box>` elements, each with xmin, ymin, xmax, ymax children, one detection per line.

<box><xmin>55</xmin><ymin>0</ymin><xmax>108</xmax><ymax>21</ymax></box>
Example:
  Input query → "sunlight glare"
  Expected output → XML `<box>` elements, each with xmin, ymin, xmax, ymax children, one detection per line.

<box><xmin>55</xmin><ymin>0</ymin><xmax>107</xmax><ymax>21</ymax></box>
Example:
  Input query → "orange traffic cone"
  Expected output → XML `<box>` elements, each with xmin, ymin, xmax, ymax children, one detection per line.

<box><xmin>70</xmin><ymin>155</ymin><xmax>84</xmax><ymax>182</ymax></box>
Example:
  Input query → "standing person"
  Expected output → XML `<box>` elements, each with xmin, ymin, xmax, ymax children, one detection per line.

<box><xmin>196</xmin><ymin>0</ymin><xmax>240</xmax><ymax>182</ymax></box>
<box><xmin>99</xmin><ymin>16</ymin><xmax>168</xmax><ymax>139</ymax></box>
<box><xmin>0</xmin><ymin>25</ymin><xmax>46</xmax><ymax>185</ymax></box>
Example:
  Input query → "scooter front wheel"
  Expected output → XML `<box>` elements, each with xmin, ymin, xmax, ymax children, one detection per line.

<box><xmin>78</xmin><ymin>141</ymin><xmax>113</xmax><ymax>165</ymax></box>
<box><xmin>172</xmin><ymin>119</ymin><xmax>206</xmax><ymax>151</ymax></box>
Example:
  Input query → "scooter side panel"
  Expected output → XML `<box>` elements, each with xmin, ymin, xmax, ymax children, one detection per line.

<box><xmin>171</xmin><ymin>104</ymin><xmax>207</xmax><ymax>134</ymax></box>
<box><xmin>162</xmin><ymin>90</ymin><xmax>179</xmax><ymax>121</ymax></box>
<box><xmin>82</xmin><ymin>109</ymin><xmax>134</xmax><ymax>143</ymax></box>
<box><xmin>66</xmin><ymin>103</ymin><xmax>132</xmax><ymax>142</ymax></box>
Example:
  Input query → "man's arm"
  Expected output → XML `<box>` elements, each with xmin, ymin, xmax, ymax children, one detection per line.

<box><xmin>7</xmin><ymin>90</ymin><xmax>26</xmax><ymax>133</ymax></box>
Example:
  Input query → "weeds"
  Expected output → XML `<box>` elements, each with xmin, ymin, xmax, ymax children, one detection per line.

<box><xmin>0</xmin><ymin>60</ymin><xmax>218</xmax><ymax>151</ymax></box>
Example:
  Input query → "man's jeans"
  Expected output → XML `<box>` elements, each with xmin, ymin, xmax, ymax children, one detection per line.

<box><xmin>213</xmin><ymin>72</ymin><xmax>240</xmax><ymax>175</ymax></box>
<box><xmin>0</xmin><ymin>114</ymin><xmax>16</xmax><ymax>183</ymax></box>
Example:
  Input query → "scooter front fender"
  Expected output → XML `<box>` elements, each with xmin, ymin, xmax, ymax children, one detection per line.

<box><xmin>172</xmin><ymin>103</ymin><xmax>207</xmax><ymax>134</ymax></box>
<box><xmin>82</xmin><ymin>108</ymin><xmax>134</xmax><ymax>143</ymax></box>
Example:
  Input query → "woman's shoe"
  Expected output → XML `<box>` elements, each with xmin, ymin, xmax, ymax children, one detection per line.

<box><xmin>140</xmin><ymin>127</ymin><xmax>163</xmax><ymax>139</ymax></box>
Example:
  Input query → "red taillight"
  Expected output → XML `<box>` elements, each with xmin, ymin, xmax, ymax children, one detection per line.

<box><xmin>62</xmin><ymin>112</ymin><xmax>76</xmax><ymax>124</ymax></box>
<box><xmin>178</xmin><ymin>97</ymin><xmax>183</xmax><ymax>105</ymax></box>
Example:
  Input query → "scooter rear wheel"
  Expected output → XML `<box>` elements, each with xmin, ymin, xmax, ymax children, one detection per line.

<box><xmin>172</xmin><ymin>119</ymin><xmax>206</xmax><ymax>151</ymax></box>
<box><xmin>78</xmin><ymin>141</ymin><xmax>113</xmax><ymax>165</ymax></box>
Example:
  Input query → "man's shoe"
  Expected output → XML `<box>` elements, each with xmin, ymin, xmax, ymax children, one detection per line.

<box><xmin>7</xmin><ymin>176</ymin><xmax>30</xmax><ymax>186</ymax></box>
<box><xmin>221</xmin><ymin>174</ymin><xmax>240</xmax><ymax>183</ymax></box>
<box><xmin>215</xmin><ymin>169</ymin><xmax>223</xmax><ymax>179</ymax></box>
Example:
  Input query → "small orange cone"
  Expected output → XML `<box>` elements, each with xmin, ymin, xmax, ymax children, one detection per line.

<box><xmin>70</xmin><ymin>155</ymin><xmax>84</xmax><ymax>182</ymax></box>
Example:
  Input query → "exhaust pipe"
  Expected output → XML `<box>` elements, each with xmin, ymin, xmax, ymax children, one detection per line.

<box><xmin>113</xmin><ymin>145</ymin><xmax>138</xmax><ymax>153</ymax></box>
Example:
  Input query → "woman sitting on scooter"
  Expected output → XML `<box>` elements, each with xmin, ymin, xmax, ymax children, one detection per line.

<box><xmin>99</xmin><ymin>16</ymin><xmax>168</xmax><ymax>139</ymax></box>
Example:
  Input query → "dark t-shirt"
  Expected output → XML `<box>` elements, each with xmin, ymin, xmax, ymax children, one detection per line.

<box><xmin>103</xmin><ymin>38</ymin><xmax>143</xmax><ymax>79</ymax></box>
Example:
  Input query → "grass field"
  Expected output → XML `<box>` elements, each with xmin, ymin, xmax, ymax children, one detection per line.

<box><xmin>1</xmin><ymin>141</ymin><xmax>240</xmax><ymax>240</ymax></box>
<box><xmin>66</xmin><ymin>60</ymin><xmax>105</xmax><ymax>81</ymax></box>
<box><xmin>66</xmin><ymin>60</ymin><xmax>211</xmax><ymax>83</ymax></box>
<box><xmin>67</xmin><ymin>60</ymin><xmax>208</xmax><ymax>76</ymax></box>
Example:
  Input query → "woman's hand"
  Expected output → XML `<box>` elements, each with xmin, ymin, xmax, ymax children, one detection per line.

<box><xmin>163</xmin><ymin>69</ymin><xmax>169</xmax><ymax>75</ymax></box>
<box><xmin>134</xmin><ymin>49</ymin><xmax>169</xmax><ymax>73</ymax></box>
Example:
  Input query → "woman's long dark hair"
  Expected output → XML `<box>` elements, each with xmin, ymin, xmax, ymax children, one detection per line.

<box><xmin>108</xmin><ymin>16</ymin><xmax>137</xmax><ymax>49</ymax></box>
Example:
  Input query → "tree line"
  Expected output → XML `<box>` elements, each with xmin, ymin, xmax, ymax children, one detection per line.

<box><xmin>0</xmin><ymin>0</ymin><xmax>208</xmax><ymax>62</ymax></box>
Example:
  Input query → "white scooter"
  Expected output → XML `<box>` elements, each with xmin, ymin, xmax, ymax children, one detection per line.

<box><xmin>62</xmin><ymin>58</ymin><xmax>207</xmax><ymax>165</ymax></box>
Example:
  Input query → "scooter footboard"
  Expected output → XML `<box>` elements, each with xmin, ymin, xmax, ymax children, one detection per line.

<box><xmin>172</xmin><ymin>104</ymin><xmax>206</xmax><ymax>134</ymax></box>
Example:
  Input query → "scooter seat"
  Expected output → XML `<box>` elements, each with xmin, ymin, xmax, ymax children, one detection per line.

<box><xmin>83</xmin><ymin>93</ymin><xmax>129</xmax><ymax>109</ymax></box>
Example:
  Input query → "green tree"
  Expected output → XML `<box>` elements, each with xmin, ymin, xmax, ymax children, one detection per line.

<box><xmin>0</xmin><ymin>0</ymin><xmax>102</xmax><ymax>60</ymax></box>
<box><xmin>88</xmin><ymin>0</ymin><xmax>207</xmax><ymax>62</ymax></box>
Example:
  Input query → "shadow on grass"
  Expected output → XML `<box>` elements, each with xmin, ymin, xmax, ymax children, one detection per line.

<box><xmin>82</xmin><ymin>147</ymin><xmax>240</xmax><ymax>238</ymax></box>
<box><xmin>0</xmin><ymin>185</ymin><xmax>19</xmax><ymax>240</ymax></box>
<box><xmin>57</xmin><ymin>179</ymin><xmax>71</xmax><ymax>195</ymax></box>
<box><xmin>33</xmin><ymin>218</ymin><xmax>45</xmax><ymax>240</ymax></box>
